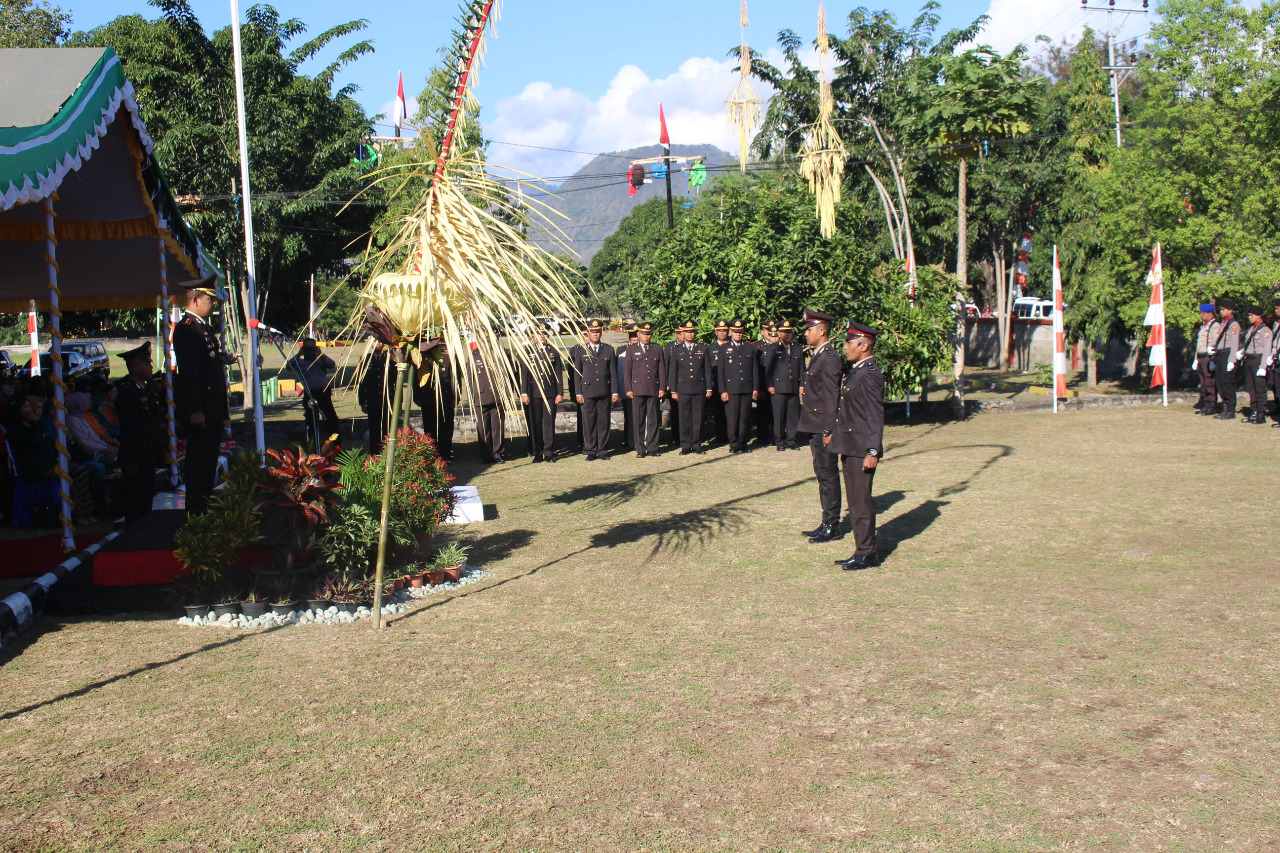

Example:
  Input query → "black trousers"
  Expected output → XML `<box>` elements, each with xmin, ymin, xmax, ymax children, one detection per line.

<box><xmin>522</xmin><ymin>403</ymin><xmax>536</xmax><ymax>455</ymax></box>
<box><xmin>574</xmin><ymin>403</ymin><xmax>584</xmax><ymax>449</ymax></box>
<box><xmin>122</xmin><ymin>461</ymin><xmax>156</xmax><ymax>526</ymax></box>
<box><xmin>1216</xmin><ymin>349</ymin><xmax>1238</xmax><ymax>413</ymax></box>
<box><xmin>422</xmin><ymin>398</ymin><xmax>455</xmax><ymax>458</ymax></box>
<box><xmin>676</xmin><ymin>392</ymin><xmax>705</xmax><ymax>450</ymax></box>
<box><xmin>477</xmin><ymin>404</ymin><xmax>504</xmax><ymax>461</ymax></box>
<box><xmin>755</xmin><ymin>391</ymin><xmax>774</xmax><ymax>444</ymax></box>
<box><xmin>711</xmin><ymin>395</ymin><xmax>728</xmax><ymax>442</ymax></box>
<box><xmin>666</xmin><ymin>397</ymin><xmax>681</xmax><ymax>446</ymax></box>
<box><xmin>527</xmin><ymin>397</ymin><xmax>556</xmax><ymax>456</ymax></box>
<box><xmin>771</xmin><ymin>393</ymin><xmax>800</xmax><ymax>446</ymax></box>
<box><xmin>367</xmin><ymin>403</ymin><xmax>389</xmax><ymax>453</ymax></box>
<box><xmin>725</xmin><ymin>394</ymin><xmax>753</xmax><ymax>449</ymax></box>
<box><xmin>1196</xmin><ymin>351</ymin><xmax>1216</xmax><ymax>409</ymax></box>
<box><xmin>1244</xmin><ymin>355</ymin><xmax>1267</xmax><ymax>414</ymax></box>
<box><xmin>303</xmin><ymin>388</ymin><xmax>340</xmax><ymax>449</ymax></box>
<box><xmin>632</xmin><ymin>395</ymin><xmax>661</xmax><ymax>453</ymax></box>
<box><xmin>184</xmin><ymin>420</ymin><xmax>222</xmax><ymax>515</ymax></box>
<box><xmin>841</xmin><ymin>456</ymin><xmax>877</xmax><ymax>555</ymax></box>
<box><xmin>581</xmin><ymin>396</ymin><xmax>611</xmax><ymax>455</ymax></box>
<box><xmin>809</xmin><ymin>433</ymin><xmax>841</xmax><ymax>527</ymax></box>
<box><xmin>620</xmin><ymin>396</ymin><xmax>633</xmax><ymax>447</ymax></box>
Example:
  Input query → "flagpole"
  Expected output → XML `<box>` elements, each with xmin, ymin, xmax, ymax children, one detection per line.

<box><xmin>1159</xmin><ymin>244</ymin><xmax>1168</xmax><ymax>407</ymax></box>
<box><xmin>229</xmin><ymin>0</ymin><xmax>266</xmax><ymax>456</ymax></box>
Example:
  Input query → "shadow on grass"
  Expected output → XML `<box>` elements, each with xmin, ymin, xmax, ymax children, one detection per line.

<box><xmin>549</xmin><ymin>478</ymin><xmax>658</xmax><ymax>509</ymax></box>
<box><xmin>467</xmin><ymin>528</ymin><xmax>537</xmax><ymax>564</ymax></box>
<box><xmin>1</xmin><ymin>622</ymin><xmax>290</xmax><ymax>720</ymax></box>
<box><xmin>878</xmin><ymin>499</ymin><xmax>949</xmax><ymax>559</ymax></box>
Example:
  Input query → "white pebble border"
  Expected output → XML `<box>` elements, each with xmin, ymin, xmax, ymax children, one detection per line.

<box><xmin>176</xmin><ymin>566</ymin><xmax>490</xmax><ymax>629</ymax></box>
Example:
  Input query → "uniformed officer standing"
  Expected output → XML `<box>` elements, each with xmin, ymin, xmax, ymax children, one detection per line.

<box><xmin>572</xmin><ymin>319</ymin><xmax>619</xmax><ymax>461</ymax></box>
<box><xmin>617</xmin><ymin>325</ymin><xmax>637</xmax><ymax>450</ymax></box>
<box><xmin>828</xmin><ymin>321</ymin><xmax>885</xmax><ymax>570</ymax></box>
<box><xmin>624</xmin><ymin>321</ymin><xmax>667</xmax><ymax>457</ymax></box>
<box><xmin>754</xmin><ymin>322</ymin><xmax>779</xmax><ymax>446</ymax></box>
<box><xmin>360</xmin><ymin>343</ymin><xmax>393</xmax><ymax>452</ymax></box>
<box><xmin>797</xmin><ymin>309</ymin><xmax>843</xmax><ymax>543</ymax></box>
<box><xmin>763</xmin><ymin>319</ymin><xmax>804</xmax><ymax>450</ymax></box>
<box><xmin>1241</xmin><ymin>305</ymin><xmax>1272</xmax><ymax>424</ymax></box>
<box><xmin>417</xmin><ymin>342</ymin><xmax>457</xmax><ymax>460</ymax></box>
<box><xmin>172</xmin><ymin>275</ymin><xmax>233</xmax><ymax>515</ymax></box>
<box><xmin>1213</xmin><ymin>298</ymin><xmax>1242</xmax><ymax>420</ymax></box>
<box><xmin>469</xmin><ymin>343</ymin><xmax>505</xmax><ymax>462</ymax></box>
<box><xmin>667</xmin><ymin>321</ymin><xmax>714</xmax><ymax>454</ymax></box>
<box><xmin>709</xmin><ymin>319</ymin><xmax>731</xmax><ymax>444</ymax></box>
<box><xmin>1269</xmin><ymin>296</ymin><xmax>1280</xmax><ymax>427</ymax></box>
<box><xmin>115</xmin><ymin>341</ymin><xmax>161</xmax><ymax>526</ymax></box>
<box><xmin>567</xmin><ymin>328</ymin><xmax>588</xmax><ymax>450</ymax></box>
<box><xmin>718</xmin><ymin>320</ymin><xmax>757</xmax><ymax>453</ymax></box>
<box><xmin>521</xmin><ymin>325</ymin><xmax>564</xmax><ymax>462</ymax></box>
<box><xmin>663</xmin><ymin>327</ymin><xmax>683</xmax><ymax>448</ymax></box>
<box><xmin>1192</xmin><ymin>303</ymin><xmax>1220</xmax><ymax>415</ymax></box>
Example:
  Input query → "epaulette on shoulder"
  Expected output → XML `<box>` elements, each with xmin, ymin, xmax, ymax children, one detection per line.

<box><xmin>181</xmin><ymin>316</ymin><xmax>195</xmax><ymax>326</ymax></box>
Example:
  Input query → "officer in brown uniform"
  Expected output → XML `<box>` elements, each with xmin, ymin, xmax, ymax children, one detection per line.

<box><xmin>115</xmin><ymin>341</ymin><xmax>161</xmax><ymax>526</ymax></box>
<box><xmin>797</xmin><ymin>309</ymin><xmax>843</xmax><ymax>543</ymax></box>
<box><xmin>1213</xmin><ymin>298</ymin><xmax>1242</xmax><ymax>419</ymax></box>
<box><xmin>717</xmin><ymin>320</ymin><xmax>757</xmax><ymax>453</ymax></box>
<box><xmin>667</xmin><ymin>321</ymin><xmax>714</xmax><ymax>454</ymax></box>
<box><xmin>763</xmin><ymin>319</ymin><xmax>804</xmax><ymax>450</ymax></box>
<box><xmin>828</xmin><ymin>321</ymin><xmax>885</xmax><ymax>570</ymax></box>
<box><xmin>469</xmin><ymin>343</ymin><xmax>505</xmax><ymax>462</ymax></box>
<box><xmin>172</xmin><ymin>274</ymin><xmax>233</xmax><ymax>515</ymax></box>
<box><xmin>521</xmin><ymin>325</ymin><xmax>564</xmax><ymax>462</ymax></box>
<box><xmin>1192</xmin><ymin>303</ymin><xmax>1219</xmax><ymax>415</ymax></box>
<box><xmin>623</xmin><ymin>321</ymin><xmax>667</xmax><ymax>457</ymax></box>
<box><xmin>663</xmin><ymin>326</ymin><xmax>684</xmax><ymax>448</ymax></box>
<box><xmin>1270</xmin><ymin>296</ymin><xmax>1280</xmax><ymax>426</ymax></box>
<box><xmin>1241</xmin><ymin>305</ymin><xmax>1272</xmax><ymax>424</ymax></box>
<box><xmin>754</xmin><ymin>322</ymin><xmax>779</xmax><ymax>446</ymax></box>
<box><xmin>709</xmin><ymin>319</ymin><xmax>731</xmax><ymax>444</ymax></box>
<box><xmin>571</xmin><ymin>319</ymin><xmax>619</xmax><ymax>460</ymax></box>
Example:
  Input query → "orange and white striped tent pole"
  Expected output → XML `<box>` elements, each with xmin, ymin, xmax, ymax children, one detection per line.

<box><xmin>27</xmin><ymin>300</ymin><xmax>40</xmax><ymax>376</ymax></box>
<box><xmin>1052</xmin><ymin>245</ymin><xmax>1067</xmax><ymax>410</ymax></box>
<box><xmin>1143</xmin><ymin>243</ymin><xmax>1167</xmax><ymax>406</ymax></box>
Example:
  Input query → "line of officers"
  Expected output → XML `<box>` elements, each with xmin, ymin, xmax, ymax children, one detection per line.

<box><xmin>1192</xmin><ymin>297</ymin><xmax>1280</xmax><ymax>424</ymax></box>
<box><xmin>498</xmin><ymin>309</ymin><xmax>887</xmax><ymax>569</ymax></box>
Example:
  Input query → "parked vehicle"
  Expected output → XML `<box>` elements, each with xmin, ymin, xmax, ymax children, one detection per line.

<box><xmin>1012</xmin><ymin>297</ymin><xmax>1065</xmax><ymax>320</ymax></box>
<box><xmin>20</xmin><ymin>351</ymin><xmax>93</xmax><ymax>382</ymax></box>
<box><xmin>532</xmin><ymin>315</ymin><xmax>563</xmax><ymax>335</ymax></box>
<box><xmin>61</xmin><ymin>340</ymin><xmax>110</xmax><ymax>378</ymax></box>
<box><xmin>0</xmin><ymin>350</ymin><xmax>16</xmax><ymax>378</ymax></box>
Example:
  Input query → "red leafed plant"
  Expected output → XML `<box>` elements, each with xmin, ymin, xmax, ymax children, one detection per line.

<box><xmin>255</xmin><ymin>446</ymin><xmax>344</xmax><ymax>571</ymax></box>
<box><xmin>384</xmin><ymin>429</ymin><xmax>457</xmax><ymax>534</ymax></box>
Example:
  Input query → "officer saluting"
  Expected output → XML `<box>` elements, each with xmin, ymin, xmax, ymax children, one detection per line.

<box><xmin>115</xmin><ymin>341</ymin><xmax>161</xmax><ymax>526</ymax></box>
<box><xmin>623</xmin><ymin>321</ymin><xmax>666</xmax><ymax>457</ymax></box>
<box><xmin>828</xmin><ymin>321</ymin><xmax>885</xmax><ymax>570</ymax></box>
<box><xmin>797</xmin><ymin>309</ymin><xmax>843</xmax><ymax>543</ymax></box>
<box><xmin>717</xmin><ymin>319</ymin><xmax>757</xmax><ymax>453</ymax></box>
<box><xmin>172</xmin><ymin>274</ymin><xmax>234</xmax><ymax>515</ymax></box>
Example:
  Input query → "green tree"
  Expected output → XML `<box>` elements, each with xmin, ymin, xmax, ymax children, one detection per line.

<box><xmin>587</xmin><ymin>198</ymin><xmax>683</xmax><ymax>313</ymax></box>
<box><xmin>73</xmin><ymin>0</ymin><xmax>377</xmax><ymax>330</ymax></box>
<box><xmin>0</xmin><ymin>0</ymin><xmax>70</xmax><ymax>47</ymax></box>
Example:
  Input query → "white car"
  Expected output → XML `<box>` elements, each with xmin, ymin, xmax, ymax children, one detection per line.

<box><xmin>533</xmin><ymin>316</ymin><xmax>563</xmax><ymax>335</ymax></box>
<box><xmin>1013</xmin><ymin>297</ymin><xmax>1065</xmax><ymax>320</ymax></box>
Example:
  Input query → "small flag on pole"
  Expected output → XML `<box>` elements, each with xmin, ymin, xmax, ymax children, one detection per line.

<box><xmin>1143</xmin><ymin>243</ymin><xmax>1168</xmax><ymax>404</ymax></box>
<box><xmin>28</xmin><ymin>300</ymin><xmax>40</xmax><ymax>376</ymax></box>
<box><xmin>394</xmin><ymin>71</ymin><xmax>407</xmax><ymax>138</ymax></box>
<box><xmin>659</xmin><ymin>103</ymin><xmax>670</xmax><ymax>146</ymax></box>
<box><xmin>1052</xmin><ymin>245</ymin><xmax>1067</xmax><ymax>407</ymax></box>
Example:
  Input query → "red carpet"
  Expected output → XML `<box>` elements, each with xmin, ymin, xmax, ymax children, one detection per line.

<box><xmin>92</xmin><ymin>510</ymin><xmax>273</xmax><ymax>586</ymax></box>
<box><xmin>0</xmin><ymin>533</ymin><xmax>107</xmax><ymax>579</ymax></box>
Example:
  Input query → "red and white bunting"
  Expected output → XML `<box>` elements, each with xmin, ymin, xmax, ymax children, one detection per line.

<box><xmin>1052</xmin><ymin>245</ymin><xmax>1066</xmax><ymax>409</ymax></box>
<box><xmin>1143</xmin><ymin>243</ymin><xmax>1167</xmax><ymax>405</ymax></box>
<box><xmin>28</xmin><ymin>299</ymin><xmax>39</xmax><ymax>376</ymax></box>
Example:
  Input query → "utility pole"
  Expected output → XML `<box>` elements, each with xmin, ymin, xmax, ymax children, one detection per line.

<box><xmin>664</xmin><ymin>143</ymin><xmax>674</xmax><ymax>230</ymax></box>
<box><xmin>1080</xmin><ymin>0</ymin><xmax>1148</xmax><ymax>149</ymax></box>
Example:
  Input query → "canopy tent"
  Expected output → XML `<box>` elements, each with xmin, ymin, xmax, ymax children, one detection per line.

<box><xmin>1</xmin><ymin>46</ymin><xmax>221</xmax><ymax>551</ymax></box>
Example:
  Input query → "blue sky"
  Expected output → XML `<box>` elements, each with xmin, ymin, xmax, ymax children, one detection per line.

<box><xmin>67</xmin><ymin>0</ymin><xmax>1155</xmax><ymax>177</ymax></box>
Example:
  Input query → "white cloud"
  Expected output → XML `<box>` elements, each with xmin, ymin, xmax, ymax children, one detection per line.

<box><xmin>484</xmin><ymin>56</ymin><xmax>777</xmax><ymax>182</ymax></box>
<box><xmin>978</xmin><ymin>0</ymin><xmax>1151</xmax><ymax>57</ymax></box>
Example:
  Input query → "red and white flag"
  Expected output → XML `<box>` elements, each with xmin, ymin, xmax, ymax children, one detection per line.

<box><xmin>28</xmin><ymin>300</ymin><xmax>39</xmax><ymax>376</ymax></box>
<box><xmin>394</xmin><ymin>71</ymin><xmax>407</xmax><ymax>138</ymax></box>
<box><xmin>1143</xmin><ymin>243</ymin><xmax>1168</xmax><ymax>404</ymax></box>
<box><xmin>659</xmin><ymin>103</ymin><xmax>670</xmax><ymax>146</ymax></box>
<box><xmin>1052</xmin><ymin>245</ymin><xmax>1066</xmax><ymax>405</ymax></box>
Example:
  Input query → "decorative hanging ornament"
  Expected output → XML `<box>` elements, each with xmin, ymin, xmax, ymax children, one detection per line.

<box><xmin>724</xmin><ymin>0</ymin><xmax>762</xmax><ymax>174</ymax></box>
<box><xmin>799</xmin><ymin>4</ymin><xmax>845</xmax><ymax>239</ymax></box>
<box><xmin>689</xmin><ymin>160</ymin><xmax>707</xmax><ymax>188</ymax></box>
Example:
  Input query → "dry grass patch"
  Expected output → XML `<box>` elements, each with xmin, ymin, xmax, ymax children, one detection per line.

<box><xmin>3</xmin><ymin>405</ymin><xmax>1279</xmax><ymax>851</ymax></box>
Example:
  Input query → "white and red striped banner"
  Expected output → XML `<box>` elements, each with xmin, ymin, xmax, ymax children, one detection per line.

<box><xmin>1143</xmin><ymin>243</ymin><xmax>1167</xmax><ymax>405</ymax></box>
<box><xmin>1052</xmin><ymin>245</ymin><xmax>1066</xmax><ymax>407</ymax></box>
<box><xmin>394</xmin><ymin>71</ymin><xmax>407</xmax><ymax>138</ymax></box>
<box><xmin>28</xmin><ymin>300</ymin><xmax>40</xmax><ymax>376</ymax></box>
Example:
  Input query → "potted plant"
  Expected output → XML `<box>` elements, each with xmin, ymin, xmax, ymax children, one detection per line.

<box><xmin>240</xmin><ymin>587</ymin><xmax>270</xmax><ymax>618</ymax></box>
<box><xmin>212</xmin><ymin>589</ymin><xmax>240</xmax><ymax>618</ymax></box>
<box><xmin>174</xmin><ymin>488</ymin><xmax>260</xmax><ymax>595</ymax></box>
<box><xmin>312</xmin><ymin>503</ymin><xmax>380</xmax><ymax>577</ymax></box>
<box><xmin>434</xmin><ymin>543</ymin><xmax>469</xmax><ymax>582</ymax></box>
<box><xmin>307</xmin><ymin>574</ymin><xmax>337</xmax><ymax>612</ymax></box>
<box><xmin>380</xmin><ymin>430</ymin><xmax>458</xmax><ymax>558</ymax></box>
<box><xmin>255</xmin><ymin>445</ymin><xmax>343</xmax><ymax>577</ymax></box>
<box><xmin>170</xmin><ymin>572</ymin><xmax>214</xmax><ymax>619</ymax></box>
<box><xmin>269</xmin><ymin>575</ymin><xmax>297</xmax><ymax>617</ymax></box>
<box><xmin>329</xmin><ymin>576</ymin><xmax>362</xmax><ymax>614</ymax></box>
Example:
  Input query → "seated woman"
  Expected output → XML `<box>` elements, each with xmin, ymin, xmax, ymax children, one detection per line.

<box><xmin>67</xmin><ymin>391</ymin><xmax>119</xmax><ymax>465</ymax></box>
<box><xmin>89</xmin><ymin>378</ymin><xmax>122</xmax><ymax>440</ymax></box>
<box><xmin>9</xmin><ymin>395</ymin><xmax>100</xmax><ymax>524</ymax></box>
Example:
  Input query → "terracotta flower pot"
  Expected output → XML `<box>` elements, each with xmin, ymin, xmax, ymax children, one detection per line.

<box><xmin>408</xmin><ymin>574</ymin><xmax>425</xmax><ymax>588</ymax></box>
<box><xmin>442</xmin><ymin>562</ymin><xmax>464</xmax><ymax>582</ymax></box>
<box><xmin>393</xmin><ymin>577</ymin><xmax>406</xmax><ymax>593</ymax></box>
<box><xmin>426</xmin><ymin>570</ymin><xmax>448</xmax><ymax>586</ymax></box>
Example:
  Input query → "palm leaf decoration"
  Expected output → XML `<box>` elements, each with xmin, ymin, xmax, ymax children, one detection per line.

<box><xmin>725</xmin><ymin>1</ymin><xmax>762</xmax><ymax>174</ymax></box>
<box><xmin>799</xmin><ymin>3</ymin><xmax>846</xmax><ymax>239</ymax></box>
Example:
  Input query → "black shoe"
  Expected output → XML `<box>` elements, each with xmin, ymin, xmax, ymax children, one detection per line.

<box><xmin>585</xmin><ymin>453</ymin><xmax>597</xmax><ymax>461</ymax></box>
<box><xmin>1215</xmin><ymin>412</ymin><xmax>1234</xmax><ymax>420</ymax></box>
<box><xmin>837</xmin><ymin>552</ymin><xmax>880</xmax><ymax>570</ymax></box>
<box><xmin>787</xmin><ymin>442</ymin><xmax>800</xmax><ymax>450</ymax></box>
<box><xmin>739</xmin><ymin>446</ymin><xmax>751</xmax><ymax>454</ymax></box>
<box><xmin>808</xmin><ymin>524</ymin><xmax>844</xmax><ymax>544</ymax></box>
<box><xmin>637</xmin><ymin>450</ymin><xmax>647</xmax><ymax>458</ymax></box>
<box><xmin>599</xmin><ymin>453</ymin><xmax>611</xmax><ymax>461</ymax></box>
<box><xmin>694</xmin><ymin>447</ymin><xmax>706</xmax><ymax>455</ymax></box>
<box><xmin>777</xmin><ymin>445</ymin><xmax>785</xmax><ymax>452</ymax></box>
<box><xmin>680</xmin><ymin>448</ymin><xmax>692</xmax><ymax>455</ymax></box>
<box><xmin>801</xmin><ymin>523</ymin><xmax>826</xmax><ymax>537</ymax></box>
<box><xmin>532</xmin><ymin>455</ymin><xmax>544</xmax><ymax>463</ymax></box>
<box><xmin>547</xmin><ymin>454</ymin><xmax>558</xmax><ymax>462</ymax></box>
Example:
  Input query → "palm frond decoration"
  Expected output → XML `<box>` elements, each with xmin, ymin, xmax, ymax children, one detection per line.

<box><xmin>799</xmin><ymin>3</ymin><xmax>845</xmax><ymax>239</ymax></box>
<box><xmin>724</xmin><ymin>0</ymin><xmax>762</xmax><ymax>174</ymax></box>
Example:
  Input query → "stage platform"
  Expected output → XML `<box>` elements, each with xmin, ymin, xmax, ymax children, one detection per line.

<box><xmin>92</xmin><ymin>509</ymin><xmax>271</xmax><ymax>587</ymax></box>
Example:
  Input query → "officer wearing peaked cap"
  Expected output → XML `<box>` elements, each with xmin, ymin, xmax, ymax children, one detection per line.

<box><xmin>173</xmin><ymin>274</ymin><xmax>234</xmax><ymax>515</ymax></box>
<box><xmin>763</xmin><ymin>319</ymin><xmax>804</xmax><ymax>450</ymax></box>
<box><xmin>1213</xmin><ymin>298</ymin><xmax>1242</xmax><ymax>419</ymax></box>
<box><xmin>829</xmin><ymin>321</ymin><xmax>885</xmax><ymax>570</ymax></box>
<box><xmin>1192</xmin><ymin>303</ymin><xmax>1219</xmax><ymax>415</ymax></box>
<box><xmin>116</xmin><ymin>341</ymin><xmax>162</xmax><ymax>526</ymax></box>
<box><xmin>667</xmin><ymin>320</ymin><xmax>713</xmax><ymax>454</ymax></box>
<box><xmin>1241</xmin><ymin>305</ymin><xmax>1272</xmax><ymax>424</ymax></box>
<box><xmin>624</xmin><ymin>321</ymin><xmax>667</xmax><ymax>456</ymax></box>
<box><xmin>572</xmin><ymin>319</ymin><xmax>619</xmax><ymax>460</ymax></box>
<box><xmin>718</xmin><ymin>319</ymin><xmax>757</xmax><ymax>453</ymax></box>
<box><xmin>797</xmin><ymin>309</ymin><xmax>843</xmax><ymax>543</ymax></box>
<box><xmin>709</xmin><ymin>319</ymin><xmax>731</xmax><ymax>443</ymax></box>
<box><xmin>521</xmin><ymin>324</ymin><xmax>564</xmax><ymax>462</ymax></box>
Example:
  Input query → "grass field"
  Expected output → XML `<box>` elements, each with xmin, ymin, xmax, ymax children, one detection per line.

<box><xmin>2</xmin><ymin>405</ymin><xmax>1279</xmax><ymax>852</ymax></box>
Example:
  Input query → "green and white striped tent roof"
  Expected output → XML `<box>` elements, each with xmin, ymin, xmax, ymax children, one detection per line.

<box><xmin>0</xmin><ymin>47</ymin><xmax>219</xmax><ymax>311</ymax></box>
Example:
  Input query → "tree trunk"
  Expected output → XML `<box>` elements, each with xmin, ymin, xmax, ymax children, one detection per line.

<box><xmin>951</xmin><ymin>155</ymin><xmax>968</xmax><ymax>418</ymax></box>
<box><xmin>997</xmin><ymin>238</ymin><xmax>1013</xmax><ymax>372</ymax></box>
<box><xmin>1087</xmin><ymin>339</ymin><xmax>1098</xmax><ymax>386</ymax></box>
